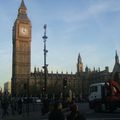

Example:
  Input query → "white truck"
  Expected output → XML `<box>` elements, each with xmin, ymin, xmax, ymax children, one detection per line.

<box><xmin>88</xmin><ymin>80</ymin><xmax>120</xmax><ymax>112</ymax></box>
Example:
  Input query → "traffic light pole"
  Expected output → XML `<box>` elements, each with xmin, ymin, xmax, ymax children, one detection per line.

<box><xmin>42</xmin><ymin>24</ymin><xmax>48</xmax><ymax>94</ymax></box>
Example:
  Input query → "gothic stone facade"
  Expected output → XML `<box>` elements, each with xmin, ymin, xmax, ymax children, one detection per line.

<box><xmin>30</xmin><ymin>69</ymin><xmax>90</xmax><ymax>99</ymax></box>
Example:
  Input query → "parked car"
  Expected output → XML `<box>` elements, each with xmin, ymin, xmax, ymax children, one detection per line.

<box><xmin>32</xmin><ymin>97</ymin><xmax>42</xmax><ymax>104</ymax></box>
<box><xmin>36</xmin><ymin>98</ymin><xmax>41</xmax><ymax>103</ymax></box>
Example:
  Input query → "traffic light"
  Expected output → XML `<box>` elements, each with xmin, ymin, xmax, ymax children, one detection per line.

<box><xmin>42</xmin><ymin>87</ymin><xmax>45</xmax><ymax>92</ymax></box>
<box><xmin>63</xmin><ymin>78</ymin><xmax>67</xmax><ymax>88</ymax></box>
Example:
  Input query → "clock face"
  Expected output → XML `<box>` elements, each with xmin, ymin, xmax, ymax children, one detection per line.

<box><xmin>21</xmin><ymin>27</ymin><xmax>27</xmax><ymax>35</ymax></box>
<box><xmin>19</xmin><ymin>24</ymin><xmax>29</xmax><ymax>37</ymax></box>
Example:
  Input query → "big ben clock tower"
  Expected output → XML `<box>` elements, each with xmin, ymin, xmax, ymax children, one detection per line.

<box><xmin>12</xmin><ymin>0</ymin><xmax>31</xmax><ymax>96</ymax></box>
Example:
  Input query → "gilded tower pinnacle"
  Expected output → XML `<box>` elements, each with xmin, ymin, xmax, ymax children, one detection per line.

<box><xmin>17</xmin><ymin>0</ymin><xmax>30</xmax><ymax>21</ymax></box>
<box><xmin>20</xmin><ymin>0</ymin><xmax>27</xmax><ymax>10</ymax></box>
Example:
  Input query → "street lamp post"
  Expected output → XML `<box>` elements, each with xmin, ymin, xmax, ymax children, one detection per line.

<box><xmin>27</xmin><ymin>77</ymin><xmax>30</xmax><ymax>116</ymax></box>
<box><xmin>42</xmin><ymin>24</ymin><xmax>48</xmax><ymax>94</ymax></box>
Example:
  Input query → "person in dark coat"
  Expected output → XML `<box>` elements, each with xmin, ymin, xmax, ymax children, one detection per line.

<box><xmin>1</xmin><ymin>97</ymin><xmax>9</xmax><ymax>118</ymax></box>
<box><xmin>48</xmin><ymin>102</ymin><xmax>65</xmax><ymax>120</ymax></box>
<box><xmin>10</xmin><ymin>97</ymin><xmax>16</xmax><ymax>115</ymax></box>
<box><xmin>17</xmin><ymin>98</ymin><xmax>23</xmax><ymax>114</ymax></box>
<box><xmin>67</xmin><ymin>104</ymin><xmax>86</xmax><ymax>120</ymax></box>
<box><xmin>41</xmin><ymin>97</ymin><xmax>50</xmax><ymax>115</ymax></box>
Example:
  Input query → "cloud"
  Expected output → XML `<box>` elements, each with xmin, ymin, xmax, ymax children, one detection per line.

<box><xmin>58</xmin><ymin>1</ymin><xmax>120</xmax><ymax>23</ymax></box>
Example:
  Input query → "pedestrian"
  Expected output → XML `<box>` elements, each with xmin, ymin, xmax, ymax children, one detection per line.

<box><xmin>17</xmin><ymin>97</ymin><xmax>23</xmax><ymax>114</ymax></box>
<box><xmin>1</xmin><ymin>96</ymin><xmax>9</xmax><ymax>118</ymax></box>
<box><xmin>67</xmin><ymin>104</ymin><xmax>86</xmax><ymax>120</ymax></box>
<box><xmin>10</xmin><ymin>97</ymin><xmax>16</xmax><ymax>115</ymax></box>
<box><xmin>41</xmin><ymin>96</ymin><xmax>49</xmax><ymax>115</ymax></box>
<box><xmin>48</xmin><ymin>102</ymin><xmax>65</xmax><ymax>120</ymax></box>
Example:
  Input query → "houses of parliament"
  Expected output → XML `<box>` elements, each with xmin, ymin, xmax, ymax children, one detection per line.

<box><xmin>11</xmin><ymin>0</ymin><xmax>120</xmax><ymax>99</ymax></box>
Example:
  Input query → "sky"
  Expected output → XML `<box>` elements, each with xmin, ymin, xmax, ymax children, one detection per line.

<box><xmin>0</xmin><ymin>0</ymin><xmax>120</xmax><ymax>89</ymax></box>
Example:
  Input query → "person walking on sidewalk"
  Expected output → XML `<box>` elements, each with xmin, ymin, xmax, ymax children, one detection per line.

<box><xmin>10</xmin><ymin>97</ymin><xmax>16</xmax><ymax>115</ymax></box>
<box><xmin>48</xmin><ymin>102</ymin><xmax>65</xmax><ymax>120</ymax></box>
<box><xmin>1</xmin><ymin>96</ymin><xmax>9</xmax><ymax>119</ymax></box>
<box><xmin>17</xmin><ymin>97</ymin><xmax>23</xmax><ymax>114</ymax></box>
<box><xmin>67</xmin><ymin>104</ymin><xmax>86</xmax><ymax>120</ymax></box>
<box><xmin>41</xmin><ymin>96</ymin><xmax>50</xmax><ymax>115</ymax></box>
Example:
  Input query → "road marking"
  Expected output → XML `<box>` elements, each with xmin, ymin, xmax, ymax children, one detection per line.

<box><xmin>87</xmin><ymin>118</ymin><xmax>120</xmax><ymax>120</ymax></box>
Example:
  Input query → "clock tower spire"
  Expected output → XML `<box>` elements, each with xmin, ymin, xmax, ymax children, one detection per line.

<box><xmin>17</xmin><ymin>0</ymin><xmax>30</xmax><ymax>22</ymax></box>
<box><xmin>77</xmin><ymin>53</ymin><xmax>83</xmax><ymax>73</ymax></box>
<box><xmin>12</xmin><ymin>0</ymin><xmax>31</xmax><ymax>96</ymax></box>
<box><xmin>20</xmin><ymin>0</ymin><xmax>27</xmax><ymax>10</ymax></box>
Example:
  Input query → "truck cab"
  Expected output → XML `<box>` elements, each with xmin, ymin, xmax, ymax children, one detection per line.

<box><xmin>88</xmin><ymin>83</ymin><xmax>104</xmax><ymax>109</ymax></box>
<box><xmin>88</xmin><ymin>80</ymin><xmax>120</xmax><ymax>112</ymax></box>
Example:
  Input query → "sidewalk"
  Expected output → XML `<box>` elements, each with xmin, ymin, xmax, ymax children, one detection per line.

<box><xmin>5</xmin><ymin>111</ymin><xmax>94</xmax><ymax>120</ymax></box>
<box><xmin>1</xmin><ymin>111</ymin><xmax>48</xmax><ymax>120</ymax></box>
<box><xmin>1</xmin><ymin>108</ymin><xmax>92</xmax><ymax>120</ymax></box>
<box><xmin>0</xmin><ymin>110</ymin><xmax>81</xmax><ymax>120</ymax></box>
